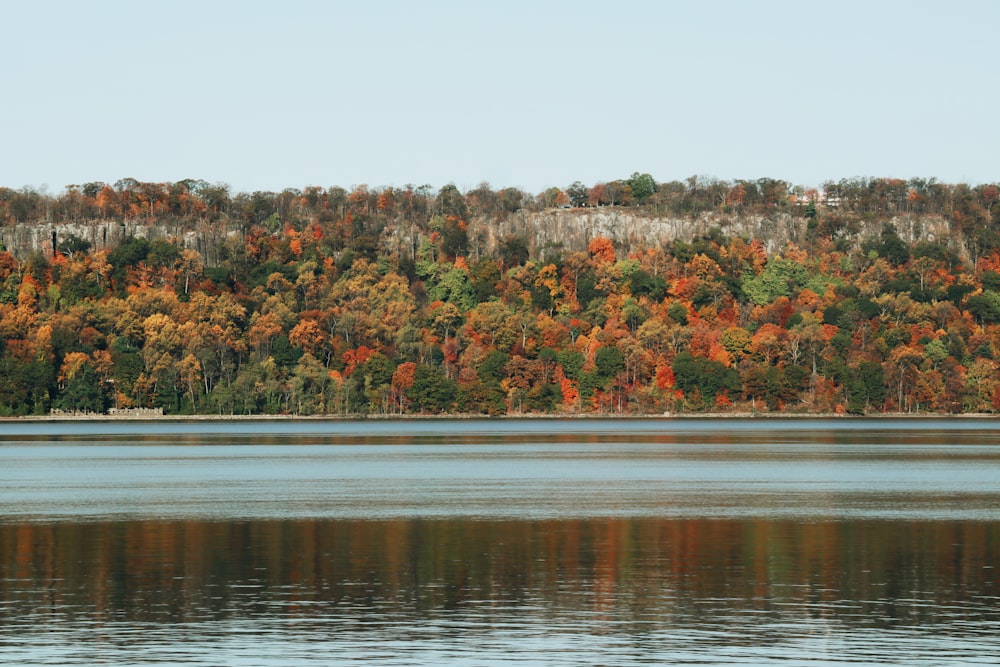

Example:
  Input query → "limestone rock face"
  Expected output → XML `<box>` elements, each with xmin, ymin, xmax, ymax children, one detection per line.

<box><xmin>474</xmin><ymin>209</ymin><xmax>957</xmax><ymax>260</ymax></box>
<box><xmin>0</xmin><ymin>220</ymin><xmax>237</xmax><ymax>265</ymax></box>
<box><xmin>0</xmin><ymin>209</ymin><xmax>961</xmax><ymax>266</ymax></box>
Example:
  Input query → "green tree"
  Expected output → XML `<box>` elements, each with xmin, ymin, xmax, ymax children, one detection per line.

<box><xmin>437</xmin><ymin>184</ymin><xmax>468</xmax><ymax>220</ymax></box>
<box><xmin>671</xmin><ymin>352</ymin><xmax>739</xmax><ymax>409</ymax></box>
<box><xmin>108</xmin><ymin>237</ymin><xmax>150</xmax><ymax>286</ymax></box>
<box><xmin>147</xmin><ymin>239</ymin><xmax>180</xmax><ymax>268</ymax></box>
<box><xmin>846</xmin><ymin>360</ymin><xmax>886</xmax><ymax>414</ymax></box>
<box><xmin>567</xmin><ymin>181</ymin><xmax>589</xmax><ymax>207</ymax></box>
<box><xmin>743</xmin><ymin>365</ymin><xmax>800</xmax><ymax>410</ymax></box>
<box><xmin>557</xmin><ymin>349</ymin><xmax>585</xmax><ymax>380</ymax></box>
<box><xmin>429</xmin><ymin>267</ymin><xmax>477</xmax><ymax>311</ymax></box>
<box><xmin>56</xmin><ymin>363</ymin><xmax>105</xmax><ymax>414</ymax></box>
<box><xmin>967</xmin><ymin>291</ymin><xmax>1000</xmax><ymax>324</ymax></box>
<box><xmin>408</xmin><ymin>364</ymin><xmax>457</xmax><ymax>413</ymax></box>
<box><xmin>742</xmin><ymin>257</ymin><xmax>809</xmax><ymax>305</ymax></box>
<box><xmin>270</xmin><ymin>334</ymin><xmax>302</xmax><ymax>368</ymax></box>
<box><xmin>440</xmin><ymin>217</ymin><xmax>468</xmax><ymax>258</ymax></box>
<box><xmin>626</xmin><ymin>172</ymin><xmax>656</xmax><ymax>203</ymax></box>
<box><xmin>478</xmin><ymin>350</ymin><xmax>509</xmax><ymax>385</ymax></box>
<box><xmin>0</xmin><ymin>357</ymin><xmax>54</xmax><ymax>416</ymax></box>
<box><xmin>595</xmin><ymin>346</ymin><xmax>625</xmax><ymax>384</ymax></box>
<box><xmin>862</xmin><ymin>224</ymin><xmax>909</xmax><ymax>266</ymax></box>
<box><xmin>627</xmin><ymin>270</ymin><xmax>668</xmax><ymax>300</ymax></box>
<box><xmin>667</xmin><ymin>302</ymin><xmax>689</xmax><ymax>325</ymax></box>
<box><xmin>471</xmin><ymin>258</ymin><xmax>501</xmax><ymax>302</ymax></box>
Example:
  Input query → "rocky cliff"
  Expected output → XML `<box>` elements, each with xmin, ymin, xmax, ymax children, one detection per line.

<box><xmin>0</xmin><ymin>209</ymin><xmax>961</xmax><ymax>265</ymax></box>
<box><xmin>0</xmin><ymin>220</ymin><xmax>237</xmax><ymax>265</ymax></box>
<box><xmin>478</xmin><ymin>209</ymin><xmax>959</xmax><ymax>259</ymax></box>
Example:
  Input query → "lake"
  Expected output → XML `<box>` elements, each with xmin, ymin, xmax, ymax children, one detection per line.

<box><xmin>1</xmin><ymin>418</ymin><xmax>999</xmax><ymax>665</ymax></box>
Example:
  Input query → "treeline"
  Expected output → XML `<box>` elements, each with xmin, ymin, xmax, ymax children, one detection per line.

<box><xmin>5</xmin><ymin>174</ymin><xmax>1000</xmax><ymax>267</ymax></box>
<box><xmin>3</xmin><ymin>175</ymin><xmax>998</xmax><ymax>229</ymax></box>
<box><xmin>3</xmin><ymin>175</ymin><xmax>1000</xmax><ymax>417</ymax></box>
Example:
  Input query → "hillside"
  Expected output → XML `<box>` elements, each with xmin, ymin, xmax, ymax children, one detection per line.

<box><xmin>1</xmin><ymin>175</ymin><xmax>1000</xmax><ymax>417</ymax></box>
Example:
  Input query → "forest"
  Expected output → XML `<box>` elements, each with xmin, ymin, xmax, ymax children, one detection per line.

<box><xmin>2</xmin><ymin>174</ymin><xmax>1000</xmax><ymax>417</ymax></box>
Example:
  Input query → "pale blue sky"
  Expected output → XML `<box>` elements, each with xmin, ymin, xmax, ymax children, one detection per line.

<box><xmin>3</xmin><ymin>0</ymin><xmax>997</xmax><ymax>195</ymax></box>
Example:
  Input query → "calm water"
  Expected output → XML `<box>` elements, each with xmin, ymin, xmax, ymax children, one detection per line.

<box><xmin>1</xmin><ymin>418</ymin><xmax>999</xmax><ymax>665</ymax></box>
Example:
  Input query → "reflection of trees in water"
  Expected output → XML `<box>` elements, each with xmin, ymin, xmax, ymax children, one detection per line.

<box><xmin>2</xmin><ymin>518</ymin><xmax>998</xmax><ymax>629</ymax></box>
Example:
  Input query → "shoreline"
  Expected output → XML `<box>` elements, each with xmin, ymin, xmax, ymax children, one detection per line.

<box><xmin>2</xmin><ymin>411</ymin><xmax>998</xmax><ymax>423</ymax></box>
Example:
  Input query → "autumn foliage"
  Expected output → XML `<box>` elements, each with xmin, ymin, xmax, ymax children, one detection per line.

<box><xmin>3</xmin><ymin>175</ymin><xmax>1000</xmax><ymax>416</ymax></box>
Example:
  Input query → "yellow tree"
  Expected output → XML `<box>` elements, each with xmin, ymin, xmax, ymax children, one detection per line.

<box><xmin>139</xmin><ymin>312</ymin><xmax>182</xmax><ymax>405</ymax></box>
<box><xmin>247</xmin><ymin>311</ymin><xmax>283</xmax><ymax>359</ymax></box>
<box><xmin>289</xmin><ymin>319</ymin><xmax>329</xmax><ymax>360</ymax></box>
<box><xmin>185</xmin><ymin>292</ymin><xmax>247</xmax><ymax>391</ymax></box>
<box><xmin>58</xmin><ymin>352</ymin><xmax>91</xmax><ymax>390</ymax></box>
<box><xmin>178</xmin><ymin>249</ymin><xmax>203</xmax><ymax>295</ymax></box>
<box><xmin>965</xmin><ymin>357</ymin><xmax>998</xmax><ymax>412</ymax></box>
<box><xmin>885</xmin><ymin>345</ymin><xmax>925</xmax><ymax>412</ymax></box>
<box><xmin>290</xmin><ymin>352</ymin><xmax>329</xmax><ymax>414</ymax></box>
<box><xmin>177</xmin><ymin>354</ymin><xmax>203</xmax><ymax>411</ymax></box>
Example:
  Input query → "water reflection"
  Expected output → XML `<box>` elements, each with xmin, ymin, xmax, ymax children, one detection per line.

<box><xmin>4</xmin><ymin>420</ymin><xmax>1000</xmax><ymax>665</ymax></box>
<box><xmin>2</xmin><ymin>518</ymin><xmax>999</xmax><ymax>665</ymax></box>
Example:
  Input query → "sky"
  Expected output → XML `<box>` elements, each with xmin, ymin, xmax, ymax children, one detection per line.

<box><xmin>3</xmin><ymin>0</ymin><xmax>998</xmax><ymax>196</ymax></box>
